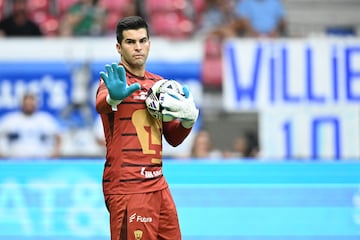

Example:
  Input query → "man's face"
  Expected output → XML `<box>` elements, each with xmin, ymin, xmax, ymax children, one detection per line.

<box><xmin>22</xmin><ymin>95</ymin><xmax>37</xmax><ymax>115</ymax></box>
<box><xmin>13</xmin><ymin>0</ymin><xmax>27</xmax><ymax>16</ymax></box>
<box><xmin>116</xmin><ymin>28</ymin><xmax>150</xmax><ymax>69</ymax></box>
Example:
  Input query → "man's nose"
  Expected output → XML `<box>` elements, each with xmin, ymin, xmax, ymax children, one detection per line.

<box><xmin>135</xmin><ymin>42</ymin><xmax>141</xmax><ymax>50</ymax></box>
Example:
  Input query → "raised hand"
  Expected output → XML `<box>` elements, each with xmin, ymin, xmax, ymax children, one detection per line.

<box><xmin>100</xmin><ymin>63</ymin><xmax>141</xmax><ymax>101</ymax></box>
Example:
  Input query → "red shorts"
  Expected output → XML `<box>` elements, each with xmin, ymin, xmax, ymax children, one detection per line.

<box><xmin>104</xmin><ymin>187</ymin><xmax>181</xmax><ymax>240</ymax></box>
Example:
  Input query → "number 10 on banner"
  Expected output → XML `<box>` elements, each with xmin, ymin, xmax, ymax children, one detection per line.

<box><xmin>260</xmin><ymin>106</ymin><xmax>360</xmax><ymax>160</ymax></box>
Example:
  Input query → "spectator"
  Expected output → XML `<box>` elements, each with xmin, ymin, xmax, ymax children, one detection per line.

<box><xmin>225</xmin><ymin>132</ymin><xmax>260</xmax><ymax>159</ymax></box>
<box><xmin>244</xmin><ymin>131</ymin><xmax>260</xmax><ymax>157</ymax></box>
<box><xmin>190</xmin><ymin>129</ymin><xmax>222</xmax><ymax>159</ymax></box>
<box><xmin>0</xmin><ymin>0</ymin><xmax>43</xmax><ymax>37</ymax></box>
<box><xmin>59</xmin><ymin>0</ymin><xmax>107</xmax><ymax>36</ymax></box>
<box><xmin>235</xmin><ymin>0</ymin><xmax>286</xmax><ymax>38</ymax></box>
<box><xmin>223</xmin><ymin>134</ymin><xmax>247</xmax><ymax>158</ymax></box>
<box><xmin>0</xmin><ymin>93</ymin><xmax>62</xmax><ymax>159</ymax></box>
<box><xmin>196</xmin><ymin>0</ymin><xmax>239</xmax><ymax>40</ymax></box>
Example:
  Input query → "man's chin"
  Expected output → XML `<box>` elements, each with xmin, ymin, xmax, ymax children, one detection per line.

<box><xmin>132</xmin><ymin>59</ymin><xmax>145</xmax><ymax>67</ymax></box>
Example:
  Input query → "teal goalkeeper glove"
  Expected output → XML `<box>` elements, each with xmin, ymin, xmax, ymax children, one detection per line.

<box><xmin>161</xmin><ymin>85</ymin><xmax>199</xmax><ymax>128</ymax></box>
<box><xmin>100</xmin><ymin>63</ymin><xmax>141</xmax><ymax>110</ymax></box>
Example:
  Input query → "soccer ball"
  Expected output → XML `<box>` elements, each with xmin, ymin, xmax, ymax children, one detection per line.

<box><xmin>145</xmin><ymin>79</ymin><xmax>184</xmax><ymax>121</ymax></box>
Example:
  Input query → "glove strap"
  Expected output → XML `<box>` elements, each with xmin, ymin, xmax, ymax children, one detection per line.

<box><xmin>181</xmin><ymin>108</ymin><xmax>199</xmax><ymax>128</ymax></box>
<box><xmin>106</xmin><ymin>94</ymin><xmax>122</xmax><ymax>111</ymax></box>
<box><xmin>181</xmin><ymin>120</ymin><xmax>195</xmax><ymax>129</ymax></box>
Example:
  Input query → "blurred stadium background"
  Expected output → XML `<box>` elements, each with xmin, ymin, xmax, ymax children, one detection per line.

<box><xmin>1</xmin><ymin>0</ymin><xmax>360</xmax><ymax>239</ymax></box>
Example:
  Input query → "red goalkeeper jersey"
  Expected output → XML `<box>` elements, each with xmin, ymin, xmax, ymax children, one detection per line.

<box><xmin>96</xmin><ymin>67</ymin><xmax>191</xmax><ymax>195</ymax></box>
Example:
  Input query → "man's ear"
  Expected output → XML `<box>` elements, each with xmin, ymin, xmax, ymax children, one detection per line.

<box><xmin>116</xmin><ymin>42</ymin><xmax>122</xmax><ymax>55</ymax></box>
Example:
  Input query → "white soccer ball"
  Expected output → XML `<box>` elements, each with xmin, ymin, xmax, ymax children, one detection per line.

<box><xmin>145</xmin><ymin>79</ymin><xmax>184</xmax><ymax>121</ymax></box>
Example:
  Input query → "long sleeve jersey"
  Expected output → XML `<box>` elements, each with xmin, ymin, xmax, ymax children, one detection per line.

<box><xmin>96</xmin><ymin>67</ymin><xmax>192</xmax><ymax>195</ymax></box>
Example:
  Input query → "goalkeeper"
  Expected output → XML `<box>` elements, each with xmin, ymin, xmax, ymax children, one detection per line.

<box><xmin>95</xmin><ymin>16</ymin><xmax>198</xmax><ymax>240</ymax></box>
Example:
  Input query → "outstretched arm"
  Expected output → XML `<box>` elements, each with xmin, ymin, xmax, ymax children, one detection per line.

<box><xmin>96</xmin><ymin>63</ymin><xmax>141</xmax><ymax>113</ymax></box>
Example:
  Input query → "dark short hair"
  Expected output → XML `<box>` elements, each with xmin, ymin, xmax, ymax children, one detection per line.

<box><xmin>116</xmin><ymin>16</ymin><xmax>149</xmax><ymax>43</ymax></box>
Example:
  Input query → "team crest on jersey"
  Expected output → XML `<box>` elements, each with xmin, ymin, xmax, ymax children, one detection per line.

<box><xmin>134</xmin><ymin>230</ymin><xmax>143</xmax><ymax>240</ymax></box>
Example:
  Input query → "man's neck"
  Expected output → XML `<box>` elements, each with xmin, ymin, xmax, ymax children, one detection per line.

<box><xmin>121</xmin><ymin>62</ymin><xmax>145</xmax><ymax>78</ymax></box>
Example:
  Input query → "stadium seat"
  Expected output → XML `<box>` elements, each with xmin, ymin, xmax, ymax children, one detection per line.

<box><xmin>204</xmin><ymin>37</ymin><xmax>222</xmax><ymax>58</ymax></box>
<box><xmin>202</xmin><ymin>36</ymin><xmax>223</xmax><ymax>88</ymax></box>
<box><xmin>100</xmin><ymin>0</ymin><xmax>132</xmax><ymax>12</ymax></box>
<box><xmin>106</xmin><ymin>11</ymin><xmax>121</xmax><ymax>33</ymax></box>
<box><xmin>27</xmin><ymin>0</ymin><xmax>51</xmax><ymax>13</ymax></box>
<box><xmin>201</xmin><ymin>56</ymin><xmax>223</xmax><ymax>89</ymax></box>
<box><xmin>149</xmin><ymin>12</ymin><xmax>193</xmax><ymax>39</ymax></box>
<box><xmin>40</xmin><ymin>15</ymin><xmax>59</xmax><ymax>36</ymax></box>
<box><xmin>100</xmin><ymin>0</ymin><xmax>135</xmax><ymax>33</ymax></box>
<box><xmin>31</xmin><ymin>11</ymin><xmax>59</xmax><ymax>36</ymax></box>
<box><xmin>145</xmin><ymin>0</ymin><xmax>194</xmax><ymax>38</ymax></box>
<box><xmin>145</xmin><ymin>0</ymin><xmax>186</xmax><ymax>13</ymax></box>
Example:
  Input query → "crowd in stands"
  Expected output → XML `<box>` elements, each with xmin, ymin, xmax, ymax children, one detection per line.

<box><xmin>190</xmin><ymin>129</ymin><xmax>259</xmax><ymax>160</ymax></box>
<box><xmin>0</xmin><ymin>0</ymin><xmax>284</xmax><ymax>159</ymax></box>
<box><xmin>0</xmin><ymin>0</ymin><xmax>287</xmax><ymax>39</ymax></box>
<box><xmin>0</xmin><ymin>0</ymin><xmax>287</xmax><ymax>91</ymax></box>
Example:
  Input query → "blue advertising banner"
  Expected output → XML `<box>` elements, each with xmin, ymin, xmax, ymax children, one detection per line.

<box><xmin>0</xmin><ymin>160</ymin><xmax>360</xmax><ymax>240</ymax></box>
<box><xmin>223</xmin><ymin>39</ymin><xmax>360</xmax><ymax>111</ymax></box>
<box><xmin>0</xmin><ymin>60</ymin><xmax>202</xmax><ymax>134</ymax></box>
<box><xmin>221</xmin><ymin>38</ymin><xmax>360</xmax><ymax>159</ymax></box>
<box><xmin>0</xmin><ymin>61</ymin><xmax>71</xmax><ymax>115</ymax></box>
<box><xmin>0</xmin><ymin>61</ymin><xmax>201</xmax><ymax>116</ymax></box>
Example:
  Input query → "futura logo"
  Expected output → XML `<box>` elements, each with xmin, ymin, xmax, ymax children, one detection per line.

<box><xmin>129</xmin><ymin>213</ymin><xmax>153</xmax><ymax>223</ymax></box>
